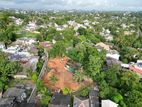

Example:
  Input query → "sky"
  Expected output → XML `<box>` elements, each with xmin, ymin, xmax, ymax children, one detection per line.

<box><xmin>0</xmin><ymin>0</ymin><xmax>142</xmax><ymax>11</ymax></box>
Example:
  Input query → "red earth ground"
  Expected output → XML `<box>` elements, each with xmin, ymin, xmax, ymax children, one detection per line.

<box><xmin>42</xmin><ymin>57</ymin><xmax>81</xmax><ymax>91</ymax></box>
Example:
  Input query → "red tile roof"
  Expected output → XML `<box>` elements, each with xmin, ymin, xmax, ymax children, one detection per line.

<box><xmin>129</xmin><ymin>66</ymin><xmax>142</xmax><ymax>75</ymax></box>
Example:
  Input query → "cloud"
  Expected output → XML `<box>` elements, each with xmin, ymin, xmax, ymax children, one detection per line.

<box><xmin>0</xmin><ymin>0</ymin><xmax>142</xmax><ymax>11</ymax></box>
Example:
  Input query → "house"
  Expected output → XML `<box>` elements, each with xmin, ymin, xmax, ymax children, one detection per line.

<box><xmin>10</xmin><ymin>52</ymin><xmax>31</xmax><ymax>61</ymax></box>
<box><xmin>10</xmin><ymin>16</ymin><xmax>23</xmax><ymax>25</ymax></box>
<box><xmin>15</xmin><ymin>18</ymin><xmax>23</xmax><ymax>25</ymax></box>
<box><xmin>17</xmin><ymin>52</ymin><xmax>31</xmax><ymax>57</ymax></box>
<box><xmin>101</xmin><ymin>100</ymin><xmax>118</xmax><ymax>107</ymax></box>
<box><xmin>106</xmin><ymin>50</ymin><xmax>120</xmax><ymax>60</ymax></box>
<box><xmin>0</xmin><ymin>99</ymin><xmax>37</xmax><ymax>107</ymax></box>
<box><xmin>89</xmin><ymin>88</ymin><xmax>100</xmax><ymax>107</ymax></box>
<box><xmin>48</xmin><ymin>93</ymin><xmax>71</xmax><ymax>107</ymax></box>
<box><xmin>74</xmin><ymin>87</ymin><xmax>100</xmax><ymax>107</ymax></box>
<box><xmin>25</xmin><ymin>21</ymin><xmax>37</xmax><ymax>31</ymax></box>
<box><xmin>121</xmin><ymin>63</ymin><xmax>129</xmax><ymax>69</ymax></box>
<box><xmin>40</xmin><ymin>41</ymin><xmax>52</xmax><ymax>48</ymax></box>
<box><xmin>100</xmin><ymin>28</ymin><xmax>113</xmax><ymax>41</ymax></box>
<box><xmin>16</xmin><ymin>37</ymin><xmax>37</xmax><ymax>46</ymax></box>
<box><xmin>14</xmin><ymin>71</ymin><xmax>28</xmax><ymax>79</ymax></box>
<box><xmin>3</xmin><ymin>87</ymin><xmax>27</xmax><ymax>102</ymax></box>
<box><xmin>73</xmin><ymin>96</ymin><xmax>89</xmax><ymax>107</ymax></box>
<box><xmin>129</xmin><ymin>60</ymin><xmax>142</xmax><ymax>76</ymax></box>
<box><xmin>10</xmin><ymin>54</ymin><xmax>25</xmax><ymax>61</ymax></box>
<box><xmin>95</xmin><ymin>42</ymin><xmax>110</xmax><ymax>51</ymax></box>
<box><xmin>0</xmin><ymin>97</ymin><xmax>15</xmax><ymax>107</ymax></box>
<box><xmin>121</xmin><ymin>23</ymin><xmax>127</xmax><ymax>29</ymax></box>
<box><xmin>124</xmin><ymin>31</ymin><xmax>132</xmax><ymax>35</ymax></box>
<box><xmin>105</xmin><ymin>35</ymin><xmax>113</xmax><ymax>41</ymax></box>
<box><xmin>106</xmin><ymin>57</ymin><xmax>121</xmax><ymax>67</ymax></box>
<box><xmin>52</xmin><ymin>39</ymin><xmax>56</xmax><ymax>44</ymax></box>
<box><xmin>12</xmin><ymin>102</ymin><xmax>37</xmax><ymax>107</ymax></box>
<box><xmin>2</xmin><ymin>45</ymin><xmax>20</xmax><ymax>54</ymax></box>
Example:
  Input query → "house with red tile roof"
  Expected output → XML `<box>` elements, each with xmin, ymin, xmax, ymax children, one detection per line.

<box><xmin>129</xmin><ymin>60</ymin><xmax>142</xmax><ymax>76</ymax></box>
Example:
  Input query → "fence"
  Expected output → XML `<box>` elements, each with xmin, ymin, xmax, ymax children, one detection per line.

<box><xmin>27</xmin><ymin>58</ymin><xmax>48</xmax><ymax>103</ymax></box>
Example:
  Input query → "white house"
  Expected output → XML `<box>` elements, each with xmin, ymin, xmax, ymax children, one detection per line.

<box><xmin>26</xmin><ymin>21</ymin><xmax>37</xmax><ymax>31</ymax></box>
<box><xmin>17</xmin><ymin>52</ymin><xmax>31</xmax><ymax>57</ymax></box>
<box><xmin>15</xmin><ymin>18</ymin><xmax>23</xmax><ymax>25</ymax></box>
<box><xmin>106</xmin><ymin>50</ymin><xmax>120</xmax><ymax>60</ymax></box>
<box><xmin>2</xmin><ymin>45</ymin><xmax>20</xmax><ymax>54</ymax></box>
<box><xmin>100</xmin><ymin>28</ymin><xmax>113</xmax><ymax>41</ymax></box>
<box><xmin>10</xmin><ymin>16</ymin><xmax>23</xmax><ymax>25</ymax></box>
<box><xmin>121</xmin><ymin>63</ymin><xmax>129</xmax><ymax>68</ymax></box>
<box><xmin>102</xmin><ymin>100</ymin><xmax>118</xmax><ymax>107</ymax></box>
<box><xmin>16</xmin><ymin>37</ymin><xmax>37</xmax><ymax>45</ymax></box>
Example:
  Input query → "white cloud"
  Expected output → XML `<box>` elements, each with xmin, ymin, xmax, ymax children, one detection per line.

<box><xmin>0</xmin><ymin>0</ymin><xmax>142</xmax><ymax>11</ymax></box>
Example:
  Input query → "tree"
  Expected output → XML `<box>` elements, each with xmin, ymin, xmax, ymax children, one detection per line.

<box><xmin>125</xmin><ymin>90</ymin><xmax>142</xmax><ymax>107</ymax></box>
<box><xmin>105</xmin><ymin>65</ymin><xmax>120</xmax><ymax>87</ymax></box>
<box><xmin>48</xmin><ymin>41</ymin><xmax>66</xmax><ymax>58</ymax></box>
<box><xmin>67</xmin><ymin>48</ymin><xmax>79</xmax><ymax>62</ymax></box>
<box><xmin>120</xmin><ymin>71</ymin><xmax>140</xmax><ymax>91</ymax></box>
<box><xmin>0</xmin><ymin>14</ymin><xmax>17</xmax><ymax>48</ymax></box>
<box><xmin>83</xmin><ymin>44</ymin><xmax>105</xmax><ymax>79</ymax></box>
<box><xmin>96</xmin><ymin>65</ymin><xmax>142</xmax><ymax>106</ymax></box>
<box><xmin>77</xmin><ymin>27</ymin><xmax>87</xmax><ymax>35</ymax></box>
<box><xmin>36</xmin><ymin>80</ymin><xmax>52</xmax><ymax>106</ymax></box>
<box><xmin>112</xmin><ymin>92</ymin><xmax>123</xmax><ymax>103</ymax></box>
<box><xmin>49</xmin><ymin>75</ymin><xmax>58</xmax><ymax>84</ymax></box>
<box><xmin>73</xmin><ymin>70</ymin><xmax>85</xmax><ymax>82</ymax></box>
<box><xmin>76</xmin><ymin>87</ymin><xmax>90</xmax><ymax>97</ymax></box>
<box><xmin>99</xmin><ymin>80</ymin><xmax>110</xmax><ymax>99</ymax></box>
<box><xmin>31</xmin><ymin>73</ymin><xmax>38</xmax><ymax>83</ymax></box>
<box><xmin>0</xmin><ymin>52</ymin><xmax>21</xmax><ymax>91</ymax></box>
<box><xmin>62</xmin><ymin>87</ymin><xmax>72</xmax><ymax>95</ymax></box>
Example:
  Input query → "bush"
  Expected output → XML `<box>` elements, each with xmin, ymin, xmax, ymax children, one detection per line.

<box><xmin>31</xmin><ymin>73</ymin><xmax>38</xmax><ymax>82</ymax></box>
<box><xmin>76</xmin><ymin>87</ymin><xmax>90</xmax><ymax>97</ymax></box>
<box><xmin>62</xmin><ymin>87</ymin><xmax>72</xmax><ymax>95</ymax></box>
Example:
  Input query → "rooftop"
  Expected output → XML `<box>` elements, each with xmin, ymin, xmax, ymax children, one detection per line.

<box><xmin>49</xmin><ymin>93</ymin><xmax>71</xmax><ymax>107</ymax></box>
<box><xmin>74</xmin><ymin>96</ymin><xmax>89</xmax><ymax>107</ymax></box>
<box><xmin>0</xmin><ymin>98</ymin><xmax>15</xmax><ymax>107</ymax></box>
<box><xmin>3</xmin><ymin>87</ymin><xmax>26</xmax><ymax>99</ymax></box>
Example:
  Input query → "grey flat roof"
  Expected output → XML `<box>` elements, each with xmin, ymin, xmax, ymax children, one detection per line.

<box><xmin>49</xmin><ymin>93</ymin><xmax>71</xmax><ymax>107</ymax></box>
<box><xmin>0</xmin><ymin>97</ymin><xmax>15</xmax><ymax>107</ymax></box>
<box><xmin>3</xmin><ymin>87</ymin><xmax>25</xmax><ymax>98</ymax></box>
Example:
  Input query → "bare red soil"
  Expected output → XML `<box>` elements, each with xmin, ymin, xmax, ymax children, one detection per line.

<box><xmin>43</xmin><ymin>57</ymin><xmax>80</xmax><ymax>91</ymax></box>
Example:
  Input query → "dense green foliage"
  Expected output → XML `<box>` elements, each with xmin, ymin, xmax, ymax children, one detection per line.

<box><xmin>0</xmin><ymin>52</ymin><xmax>21</xmax><ymax>91</ymax></box>
<box><xmin>75</xmin><ymin>87</ymin><xmax>91</xmax><ymax>97</ymax></box>
<box><xmin>0</xmin><ymin>12</ymin><xmax>17</xmax><ymax>48</ymax></box>
<box><xmin>0</xmin><ymin>10</ymin><xmax>142</xmax><ymax>106</ymax></box>
<box><xmin>36</xmin><ymin>80</ymin><xmax>52</xmax><ymax>106</ymax></box>
<box><xmin>95</xmin><ymin>65</ymin><xmax>142</xmax><ymax>107</ymax></box>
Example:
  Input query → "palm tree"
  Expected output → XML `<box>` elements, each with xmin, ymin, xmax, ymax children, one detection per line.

<box><xmin>49</xmin><ymin>75</ymin><xmax>58</xmax><ymax>84</ymax></box>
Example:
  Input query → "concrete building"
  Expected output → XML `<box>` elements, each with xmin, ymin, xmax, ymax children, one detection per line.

<box><xmin>102</xmin><ymin>100</ymin><xmax>118</xmax><ymax>107</ymax></box>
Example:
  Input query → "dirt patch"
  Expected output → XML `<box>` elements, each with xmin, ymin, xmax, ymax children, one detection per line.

<box><xmin>43</xmin><ymin>57</ymin><xmax>81</xmax><ymax>91</ymax></box>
